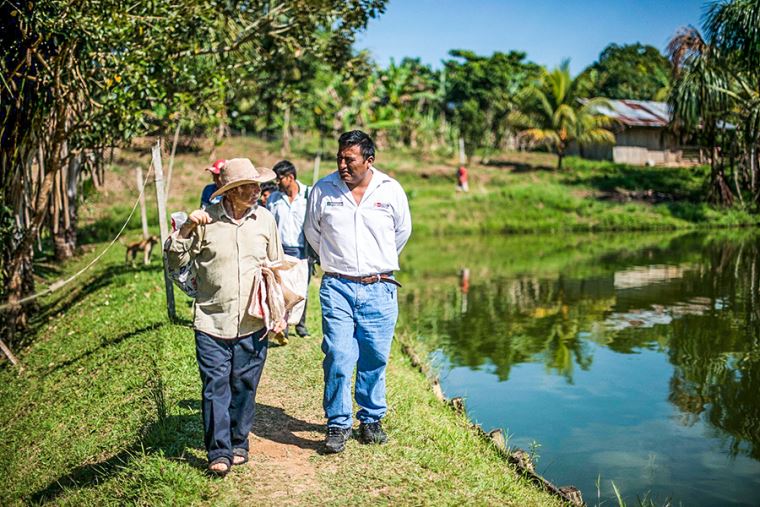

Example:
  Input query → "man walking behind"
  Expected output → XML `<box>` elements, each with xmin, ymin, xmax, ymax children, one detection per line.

<box><xmin>304</xmin><ymin>130</ymin><xmax>412</xmax><ymax>453</ymax></box>
<box><xmin>267</xmin><ymin>160</ymin><xmax>311</xmax><ymax>338</ymax></box>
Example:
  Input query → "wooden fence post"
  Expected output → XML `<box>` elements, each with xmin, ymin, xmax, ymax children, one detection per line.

<box><xmin>458</xmin><ymin>137</ymin><xmax>466</xmax><ymax>165</ymax></box>
<box><xmin>152</xmin><ymin>140</ymin><xmax>176</xmax><ymax>321</ymax></box>
<box><xmin>136</xmin><ymin>167</ymin><xmax>151</xmax><ymax>265</ymax></box>
<box><xmin>165</xmin><ymin>120</ymin><xmax>181</xmax><ymax>200</ymax></box>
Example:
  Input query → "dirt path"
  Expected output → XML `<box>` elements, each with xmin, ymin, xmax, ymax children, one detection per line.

<box><xmin>233</xmin><ymin>342</ymin><xmax>329</xmax><ymax>505</ymax></box>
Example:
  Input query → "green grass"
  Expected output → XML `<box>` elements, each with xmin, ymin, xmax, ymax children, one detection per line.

<box><xmin>88</xmin><ymin>136</ymin><xmax>760</xmax><ymax>242</ymax></box>
<box><xmin>0</xmin><ymin>242</ymin><xmax>561</xmax><ymax>505</ymax></box>
<box><xmin>4</xmin><ymin>136</ymin><xmax>756</xmax><ymax>505</ymax></box>
<box><xmin>395</xmin><ymin>156</ymin><xmax>760</xmax><ymax>235</ymax></box>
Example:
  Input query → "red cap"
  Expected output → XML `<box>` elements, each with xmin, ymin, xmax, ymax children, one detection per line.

<box><xmin>206</xmin><ymin>159</ymin><xmax>226</xmax><ymax>175</ymax></box>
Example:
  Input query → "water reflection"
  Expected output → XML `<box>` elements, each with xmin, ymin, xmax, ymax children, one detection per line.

<box><xmin>398</xmin><ymin>231</ymin><xmax>760</xmax><ymax>506</ymax></box>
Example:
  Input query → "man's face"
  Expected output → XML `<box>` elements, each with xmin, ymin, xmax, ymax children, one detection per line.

<box><xmin>337</xmin><ymin>144</ymin><xmax>373</xmax><ymax>186</ymax></box>
<box><xmin>277</xmin><ymin>173</ymin><xmax>293</xmax><ymax>193</ymax></box>
<box><xmin>260</xmin><ymin>190</ymin><xmax>272</xmax><ymax>206</ymax></box>
<box><xmin>226</xmin><ymin>183</ymin><xmax>260</xmax><ymax>207</ymax></box>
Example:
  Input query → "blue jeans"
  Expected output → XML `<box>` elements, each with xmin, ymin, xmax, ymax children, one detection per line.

<box><xmin>195</xmin><ymin>329</ymin><xmax>268</xmax><ymax>462</ymax></box>
<box><xmin>319</xmin><ymin>275</ymin><xmax>399</xmax><ymax>428</ymax></box>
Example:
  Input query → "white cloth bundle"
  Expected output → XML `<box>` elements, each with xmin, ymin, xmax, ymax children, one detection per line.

<box><xmin>248</xmin><ymin>255</ymin><xmax>308</xmax><ymax>335</ymax></box>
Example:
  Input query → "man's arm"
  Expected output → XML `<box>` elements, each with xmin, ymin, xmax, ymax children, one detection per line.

<box><xmin>267</xmin><ymin>214</ymin><xmax>284</xmax><ymax>262</ymax></box>
<box><xmin>166</xmin><ymin>209</ymin><xmax>210</xmax><ymax>269</ymax></box>
<box><xmin>303</xmin><ymin>185</ymin><xmax>322</xmax><ymax>256</ymax></box>
<box><xmin>393</xmin><ymin>184</ymin><xmax>412</xmax><ymax>253</ymax></box>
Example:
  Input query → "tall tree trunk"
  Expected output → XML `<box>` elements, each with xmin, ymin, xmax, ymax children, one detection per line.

<box><xmin>4</xmin><ymin>165</ymin><xmax>58</xmax><ymax>340</ymax></box>
<box><xmin>710</xmin><ymin>144</ymin><xmax>734</xmax><ymax>206</ymax></box>
<box><xmin>557</xmin><ymin>139</ymin><xmax>567</xmax><ymax>170</ymax></box>
<box><xmin>50</xmin><ymin>154</ymin><xmax>80</xmax><ymax>260</ymax></box>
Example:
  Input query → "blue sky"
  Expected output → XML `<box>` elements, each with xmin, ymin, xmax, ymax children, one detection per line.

<box><xmin>356</xmin><ymin>0</ymin><xmax>706</xmax><ymax>74</ymax></box>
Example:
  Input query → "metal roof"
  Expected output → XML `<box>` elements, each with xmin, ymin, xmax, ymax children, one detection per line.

<box><xmin>587</xmin><ymin>99</ymin><xmax>735</xmax><ymax>130</ymax></box>
<box><xmin>593</xmin><ymin>99</ymin><xmax>671</xmax><ymax>127</ymax></box>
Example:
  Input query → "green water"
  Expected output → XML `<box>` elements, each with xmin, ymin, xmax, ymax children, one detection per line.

<box><xmin>397</xmin><ymin>231</ymin><xmax>760</xmax><ymax>506</ymax></box>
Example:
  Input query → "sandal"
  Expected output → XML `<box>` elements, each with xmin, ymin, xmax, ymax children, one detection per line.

<box><xmin>232</xmin><ymin>448</ymin><xmax>249</xmax><ymax>466</ymax></box>
<box><xmin>207</xmin><ymin>456</ymin><xmax>231</xmax><ymax>478</ymax></box>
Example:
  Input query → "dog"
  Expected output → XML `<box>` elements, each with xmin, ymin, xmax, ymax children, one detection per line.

<box><xmin>125</xmin><ymin>235</ymin><xmax>159</xmax><ymax>265</ymax></box>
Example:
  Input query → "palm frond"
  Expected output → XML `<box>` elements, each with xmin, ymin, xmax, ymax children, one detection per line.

<box><xmin>519</xmin><ymin>128</ymin><xmax>561</xmax><ymax>148</ymax></box>
<box><xmin>577</xmin><ymin>128</ymin><xmax>616</xmax><ymax>145</ymax></box>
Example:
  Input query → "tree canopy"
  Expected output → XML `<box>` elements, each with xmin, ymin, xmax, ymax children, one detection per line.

<box><xmin>444</xmin><ymin>50</ymin><xmax>541</xmax><ymax>157</ymax></box>
<box><xmin>668</xmin><ymin>0</ymin><xmax>760</xmax><ymax>206</ymax></box>
<box><xmin>0</xmin><ymin>0</ymin><xmax>386</xmax><ymax>337</ymax></box>
<box><xmin>577</xmin><ymin>43</ymin><xmax>672</xmax><ymax>101</ymax></box>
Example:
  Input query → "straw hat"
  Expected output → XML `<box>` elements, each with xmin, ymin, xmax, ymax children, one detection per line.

<box><xmin>210</xmin><ymin>158</ymin><xmax>276</xmax><ymax>199</ymax></box>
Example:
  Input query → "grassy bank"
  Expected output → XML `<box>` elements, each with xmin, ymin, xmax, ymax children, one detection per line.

<box><xmin>89</xmin><ymin>136</ymin><xmax>760</xmax><ymax>243</ymax></box>
<box><xmin>0</xmin><ymin>240</ymin><xmax>562</xmax><ymax>505</ymax></box>
<box><xmin>307</xmin><ymin>138</ymin><xmax>759</xmax><ymax>233</ymax></box>
<box><xmin>3</xmin><ymin>136</ymin><xmax>755</xmax><ymax>505</ymax></box>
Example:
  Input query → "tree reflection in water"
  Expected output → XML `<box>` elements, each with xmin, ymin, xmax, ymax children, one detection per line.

<box><xmin>399</xmin><ymin>232</ymin><xmax>760</xmax><ymax>460</ymax></box>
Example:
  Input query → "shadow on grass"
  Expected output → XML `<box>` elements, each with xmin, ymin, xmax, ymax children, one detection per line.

<box><xmin>563</xmin><ymin>164</ymin><xmax>706</xmax><ymax>201</ymax></box>
<box><xmin>43</xmin><ymin>322</ymin><xmax>166</xmax><ymax>376</ymax></box>
<box><xmin>28</xmin><ymin>411</ymin><xmax>205</xmax><ymax>504</ymax></box>
<box><xmin>33</xmin><ymin>260</ymin><xmax>64</xmax><ymax>280</ymax></box>
<box><xmin>78</xmin><ymin>214</ymin><xmax>151</xmax><ymax>246</ymax></box>
<box><xmin>4</xmin><ymin>263</ymin><xmax>164</xmax><ymax>353</ymax></box>
<box><xmin>28</xmin><ymin>398</ymin><xmax>324</xmax><ymax>502</ymax></box>
<box><xmin>557</xmin><ymin>163</ymin><xmax>717</xmax><ymax>224</ymax></box>
<box><xmin>663</xmin><ymin>201</ymin><xmax>708</xmax><ymax>223</ymax></box>
<box><xmin>253</xmin><ymin>403</ymin><xmax>324</xmax><ymax>452</ymax></box>
<box><xmin>483</xmin><ymin>159</ymin><xmax>554</xmax><ymax>173</ymax></box>
<box><xmin>34</xmin><ymin>263</ymin><xmax>160</xmax><ymax>324</ymax></box>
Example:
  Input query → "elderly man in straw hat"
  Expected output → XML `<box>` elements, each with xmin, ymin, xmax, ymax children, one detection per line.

<box><xmin>166</xmin><ymin>158</ymin><xmax>284</xmax><ymax>477</ymax></box>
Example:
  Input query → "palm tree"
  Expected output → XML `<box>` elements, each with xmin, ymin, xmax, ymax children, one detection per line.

<box><xmin>668</xmin><ymin>0</ymin><xmax>760</xmax><ymax>206</ymax></box>
<box><xmin>667</xmin><ymin>26</ymin><xmax>736</xmax><ymax>205</ymax></box>
<box><xmin>514</xmin><ymin>63</ymin><xmax>615</xmax><ymax>170</ymax></box>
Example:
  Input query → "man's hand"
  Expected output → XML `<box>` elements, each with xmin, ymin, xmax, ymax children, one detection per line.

<box><xmin>272</xmin><ymin>317</ymin><xmax>287</xmax><ymax>335</ymax></box>
<box><xmin>179</xmin><ymin>209</ymin><xmax>211</xmax><ymax>238</ymax></box>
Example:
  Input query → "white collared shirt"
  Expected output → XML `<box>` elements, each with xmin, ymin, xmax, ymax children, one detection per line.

<box><xmin>304</xmin><ymin>167</ymin><xmax>412</xmax><ymax>276</ymax></box>
<box><xmin>267</xmin><ymin>180</ymin><xmax>309</xmax><ymax>248</ymax></box>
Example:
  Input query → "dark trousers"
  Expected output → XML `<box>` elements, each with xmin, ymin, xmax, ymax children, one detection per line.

<box><xmin>195</xmin><ymin>329</ymin><xmax>268</xmax><ymax>461</ymax></box>
<box><xmin>283</xmin><ymin>245</ymin><xmax>310</xmax><ymax>333</ymax></box>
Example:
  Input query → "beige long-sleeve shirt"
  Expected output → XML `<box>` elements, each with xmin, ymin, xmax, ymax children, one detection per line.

<box><xmin>166</xmin><ymin>201</ymin><xmax>283</xmax><ymax>339</ymax></box>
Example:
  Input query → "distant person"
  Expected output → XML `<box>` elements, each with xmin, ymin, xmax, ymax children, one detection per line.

<box><xmin>267</xmin><ymin>160</ymin><xmax>311</xmax><ymax>338</ymax></box>
<box><xmin>456</xmin><ymin>165</ymin><xmax>469</xmax><ymax>192</ymax></box>
<box><xmin>167</xmin><ymin>158</ymin><xmax>283</xmax><ymax>477</ymax></box>
<box><xmin>259</xmin><ymin>181</ymin><xmax>277</xmax><ymax>207</ymax></box>
<box><xmin>200</xmin><ymin>159</ymin><xmax>226</xmax><ymax>209</ymax></box>
<box><xmin>304</xmin><ymin>130</ymin><xmax>412</xmax><ymax>454</ymax></box>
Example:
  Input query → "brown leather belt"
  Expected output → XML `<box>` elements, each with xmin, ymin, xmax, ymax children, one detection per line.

<box><xmin>324</xmin><ymin>272</ymin><xmax>402</xmax><ymax>288</ymax></box>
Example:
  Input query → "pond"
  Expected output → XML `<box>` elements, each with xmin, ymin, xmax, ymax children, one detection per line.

<box><xmin>397</xmin><ymin>231</ymin><xmax>760</xmax><ymax>506</ymax></box>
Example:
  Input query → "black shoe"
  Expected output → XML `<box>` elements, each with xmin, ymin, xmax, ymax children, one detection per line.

<box><xmin>295</xmin><ymin>325</ymin><xmax>310</xmax><ymax>337</ymax></box>
<box><xmin>359</xmin><ymin>421</ymin><xmax>388</xmax><ymax>445</ymax></box>
<box><xmin>324</xmin><ymin>426</ymin><xmax>352</xmax><ymax>454</ymax></box>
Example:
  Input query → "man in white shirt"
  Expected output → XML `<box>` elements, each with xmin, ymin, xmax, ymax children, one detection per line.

<box><xmin>304</xmin><ymin>130</ymin><xmax>412</xmax><ymax>454</ymax></box>
<box><xmin>267</xmin><ymin>160</ymin><xmax>311</xmax><ymax>337</ymax></box>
